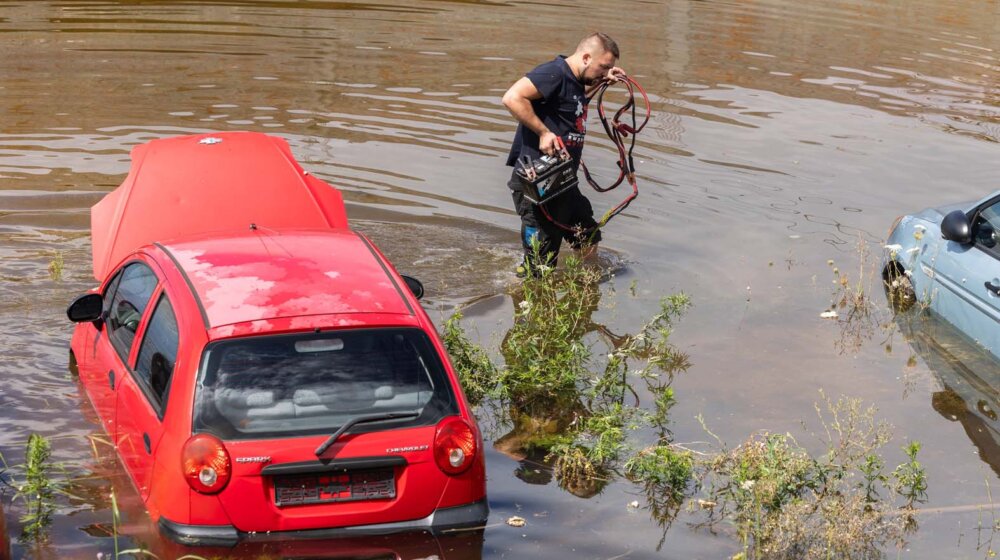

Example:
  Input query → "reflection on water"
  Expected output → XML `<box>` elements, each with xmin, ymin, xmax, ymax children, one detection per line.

<box><xmin>465</xmin><ymin>260</ymin><xmax>689</xmax><ymax>512</ymax></box>
<box><xmin>1</xmin><ymin>0</ymin><xmax>999</xmax><ymax>557</ymax></box>
<box><xmin>895</xmin><ymin>311</ymin><xmax>1000</xmax><ymax>478</ymax></box>
<box><xmin>155</xmin><ymin>529</ymin><xmax>486</xmax><ymax>560</ymax></box>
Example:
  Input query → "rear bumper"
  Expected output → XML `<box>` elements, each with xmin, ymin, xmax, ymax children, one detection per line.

<box><xmin>158</xmin><ymin>497</ymin><xmax>489</xmax><ymax>547</ymax></box>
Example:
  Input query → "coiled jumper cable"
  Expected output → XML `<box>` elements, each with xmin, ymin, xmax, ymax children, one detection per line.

<box><xmin>539</xmin><ymin>73</ymin><xmax>652</xmax><ymax>236</ymax></box>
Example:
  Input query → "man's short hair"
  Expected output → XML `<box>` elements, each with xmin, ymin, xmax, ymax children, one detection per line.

<box><xmin>578</xmin><ymin>32</ymin><xmax>620</xmax><ymax>59</ymax></box>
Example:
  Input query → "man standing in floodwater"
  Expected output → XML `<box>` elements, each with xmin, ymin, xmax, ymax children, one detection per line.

<box><xmin>502</xmin><ymin>32</ymin><xmax>625</xmax><ymax>276</ymax></box>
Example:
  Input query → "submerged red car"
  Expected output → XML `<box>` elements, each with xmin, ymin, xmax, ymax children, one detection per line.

<box><xmin>66</xmin><ymin>132</ymin><xmax>487</xmax><ymax>546</ymax></box>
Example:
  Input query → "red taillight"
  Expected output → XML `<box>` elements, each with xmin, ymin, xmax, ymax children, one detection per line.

<box><xmin>434</xmin><ymin>416</ymin><xmax>477</xmax><ymax>475</ymax></box>
<box><xmin>181</xmin><ymin>434</ymin><xmax>231</xmax><ymax>494</ymax></box>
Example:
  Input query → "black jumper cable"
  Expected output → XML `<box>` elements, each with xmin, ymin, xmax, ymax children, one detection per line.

<box><xmin>515</xmin><ymin>74</ymin><xmax>652</xmax><ymax>239</ymax></box>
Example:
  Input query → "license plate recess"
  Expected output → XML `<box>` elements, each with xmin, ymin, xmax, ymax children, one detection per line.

<box><xmin>273</xmin><ymin>468</ymin><xmax>395</xmax><ymax>506</ymax></box>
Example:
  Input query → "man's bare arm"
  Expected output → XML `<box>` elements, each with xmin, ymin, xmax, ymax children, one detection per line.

<box><xmin>501</xmin><ymin>77</ymin><xmax>560</xmax><ymax>156</ymax></box>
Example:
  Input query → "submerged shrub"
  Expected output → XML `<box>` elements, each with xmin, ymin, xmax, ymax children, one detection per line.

<box><xmin>624</xmin><ymin>445</ymin><xmax>693</xmax><ymax>501</ymax></box>
<box><xmin>443</xmin><ymin>248</ymin><xmax>690</xmax><ymax>492</ymax></box>
<box><xmin>442</xmin><ymin>311</ymin><xmax>498</xmax><ymax>405</ymax></box>
<box><xmin>498</xmin><ymin>253</ymin><xmax>603</xmax><ymax>407</ymax></box>
<box><xmin>549</xmin><ymin>444</ymin><xmax>610</xmax><ymax>498</ymax></box>
<box><xmin>698</xmin><ymin>395</ymin><xmax>925</xmax><ymax>560</ymax></box>
<box><xmin>442</xmin><ymin>249</ymin><xmax>929</xmax><ymax>558</ymax></box>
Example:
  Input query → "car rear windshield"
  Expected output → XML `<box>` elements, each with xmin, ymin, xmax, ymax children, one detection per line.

<box><xmin>193</xmin><ymin>328</ymin><xmax>458</xmax><ymax>441</ymax></box>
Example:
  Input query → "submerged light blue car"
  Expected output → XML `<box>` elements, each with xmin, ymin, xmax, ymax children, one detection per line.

<box><xmin>883</xmin><ymin>190</ymin><xmax>1000</xmax><ymax>360</ymax></box>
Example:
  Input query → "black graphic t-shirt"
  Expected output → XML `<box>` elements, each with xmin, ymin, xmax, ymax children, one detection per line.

<box><xmin>506</xmin><ymin>56</ymin><xmax>589</xmax><ymax>168</ymax></box>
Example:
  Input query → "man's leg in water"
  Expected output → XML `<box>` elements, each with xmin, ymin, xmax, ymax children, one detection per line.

<box><xmin>510</xmin><ymin>184</ymin><xmax>563</xmax><ymax>275</ymax></box>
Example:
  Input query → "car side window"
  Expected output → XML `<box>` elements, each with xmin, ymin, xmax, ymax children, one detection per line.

<box><xmin>134</xmin><ymin>294</ymin><xmax>179</xmax><ymax>413</ymax></box>
<box><xmin>973</xmin><ymin>200</ymin><xmax>1000</xmax><ymax>257</ymax></box>
<box><xmin>107</xmin><ymin>263</ymin><xmax>158</xmax><ymax>363</ymax></box>
<box><xmin>102</xmin><ymin>270</ymin><xmax>124</xmax><ymax>318</ymax></box>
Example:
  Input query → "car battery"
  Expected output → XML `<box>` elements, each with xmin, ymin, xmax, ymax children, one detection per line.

<box><xmin>515</xmin><ymin>153</ymin><xmax>579</xmax><ymax>205</ymax></box>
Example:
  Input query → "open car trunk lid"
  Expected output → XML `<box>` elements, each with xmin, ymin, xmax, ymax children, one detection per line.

<box><xmin>91</xmin><ymin>132</ymin><xmax>348</xmax><ymax>280</ymax></box>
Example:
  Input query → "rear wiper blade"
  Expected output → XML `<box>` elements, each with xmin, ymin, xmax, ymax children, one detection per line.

<box><xmin>314</xmin><ymin>411</ymin><xmax>420</xmax><ymax>456</ymax></box>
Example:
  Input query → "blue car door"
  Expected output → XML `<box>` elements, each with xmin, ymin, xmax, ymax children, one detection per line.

<box><xmin>931</xmin><ymin>196</ymin><xmax>1000</xmax><ymax>357</ymax></box>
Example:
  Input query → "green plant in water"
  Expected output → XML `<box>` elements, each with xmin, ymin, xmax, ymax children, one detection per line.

<box><xmin>625</xmin><ymin>445</ymin><xmax>693</xmax><ymax>501</ymax></box>
<box><xmin>443</xmin><ymin>244</ymin><xmax>690</xmax><ymax>496</ymax></box>
<box><xmin>549</xmin><ymin>444</ymin><xmax>609</xmax><ymax>498</ymax></box>
<box><xmin>828</xmin><ymin>236</ymin><xmax>888</xmax><ymax>354</ymax></box>
<box><xmin>625</xmin><ymin>443</ymin><xmax>695</xmax><ymax>550</ymax></box>
<box><xmin>17</xmin><ymin>434</ymin><xmax>55</xmax><ymax>542</ymax></box>
<box><xmin>859</xmin><ymin>453</ymin><xmax>887</xmax><ymax>504</ymax></box>
<box><xmin>442</xmin><ymin>311</ymin><xmax>498</xmax><ymax>406</ymax></box>
<box><xmin>892</xmin><ymin>440</ymin><xmax>928</xmax><ymax>509</ymax></box>
<box><xmin>698</xmin><ymin>395</ymin><xmax>926</xmax><ymax>560</ymax></box>
<box><xmin>47</xmin><ymin>251</ymin><xmax>64</xmax><ymax>282</ymax></box>
<box><xmin>498</xmin><ymin>251</ymin><xmax>602</xmax><ymax>408</ymax></box>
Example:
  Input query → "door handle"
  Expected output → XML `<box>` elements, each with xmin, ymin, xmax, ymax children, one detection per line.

<box><xmin>986</xmin><ymin>282</ymin><xmax>1000</xmax><ymax>296</ymax></box>
<box><xmin>108</xmin><ymin>370</ymin><xmax>115</xmax><ymax>390</ymax></box>
<box><xmin>143</xmin><ymin>433</ymin><xmax>151</xmax><ymax>455</ymax></box>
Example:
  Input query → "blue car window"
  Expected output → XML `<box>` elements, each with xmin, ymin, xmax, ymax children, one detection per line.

<box><xmin>973</xmin><ymin>202</ymin><xmax>1000</xmax><ymax>254</ymax></box>
<box><xmin>134</xmin><ymin>294</ymin><xmax>179</xmax><ymax>414</ymax></box>
<box><xmin>107</xmin><ymin>263</ymin><xmax>158</xmax><ymax>363</ymax></box>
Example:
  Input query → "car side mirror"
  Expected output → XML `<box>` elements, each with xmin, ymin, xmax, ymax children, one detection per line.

<box><xmin>67</xmin><ymin>293</ymin><xmax>104</xmax><ymax>324</ymax></box>
<box><xmin>401</xmin><ymin>275</ymin><xmax>424</xmax><ymax>300</ymax></box>
<box><xmin>941</xmin><ymin>210</ymin><xmax>972</xmax><ymax>244</ymax></box>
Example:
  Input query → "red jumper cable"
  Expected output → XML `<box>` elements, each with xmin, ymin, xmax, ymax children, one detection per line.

<box><xmin>539</xmin><ymin>73</ymin><xmax>652</xmax><ymax>238</ymax></box>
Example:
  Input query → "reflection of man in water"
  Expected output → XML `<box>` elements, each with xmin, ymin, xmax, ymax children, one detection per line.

<box><xmin>502</xmin><ymin>33</ymin><xmax>625</xmax><ymax>276</ymax></box>
<box><xmin>494</xmin><ymin>279</ymin><xmax>626</xmax><ymax>498</ymax></box>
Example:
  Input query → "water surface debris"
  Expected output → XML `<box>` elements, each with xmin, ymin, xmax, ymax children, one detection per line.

<box><xmin>506</xmin><ymin>516</ymin><xmax>526</xmax><ymax>527</ymax></box>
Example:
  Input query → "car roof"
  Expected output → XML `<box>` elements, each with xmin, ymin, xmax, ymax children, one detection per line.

<box><xmin>158</xmin><ymin>229</ymin><xmax>413</xmax><ymax>330</ymax></box>
<box><xmin>91</xmin><ymin>132</ymin><xmax>348</xmax><ymax>281</ymax></box>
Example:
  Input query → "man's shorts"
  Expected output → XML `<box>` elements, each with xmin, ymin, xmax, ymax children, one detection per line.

<box><xmin>508</xmin><ymin>171</ymin><xmax>602</xmax><ymax>267</ymax></box>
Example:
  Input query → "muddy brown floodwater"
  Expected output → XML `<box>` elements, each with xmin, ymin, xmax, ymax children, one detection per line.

<box><xmin>1</xmin><ymin>0</ymin><xmax>999</xmax><ymax>558</ymax></box>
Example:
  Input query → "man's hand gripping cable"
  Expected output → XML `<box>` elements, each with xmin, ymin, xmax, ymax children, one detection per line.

<box><xmin>539</xmin><ymin>73</ymin><xmax>652</xmax><ymax>236</ymax></box>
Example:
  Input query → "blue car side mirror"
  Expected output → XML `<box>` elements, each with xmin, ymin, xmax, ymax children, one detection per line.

<box><xmin>941</xmin><ymin>210</ymin><xmax>971</xmax><ymax>244</ymax></box>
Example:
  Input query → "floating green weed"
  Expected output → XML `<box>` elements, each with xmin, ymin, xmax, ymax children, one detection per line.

<box><xmin>47</xmin><ymin>251</ymin><xmax>64</xmax><ymax>282</ymax></box>
<box><xmin>828</xmin><ymin>237</ymin><xmax>885</xmax><ymax>353</ymax></box>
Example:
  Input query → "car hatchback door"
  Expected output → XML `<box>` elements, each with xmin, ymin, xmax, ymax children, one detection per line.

<box><xmin>191</xmin><ymin>328</ymin><xmax>461</xmax><ymax>532</ymax></box>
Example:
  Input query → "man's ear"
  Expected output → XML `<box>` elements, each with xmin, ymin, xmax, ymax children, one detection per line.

<box><xmin>581</xmin><ymin>52</ymin><xmax>592</xmax><ymax>66</ymax></box>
